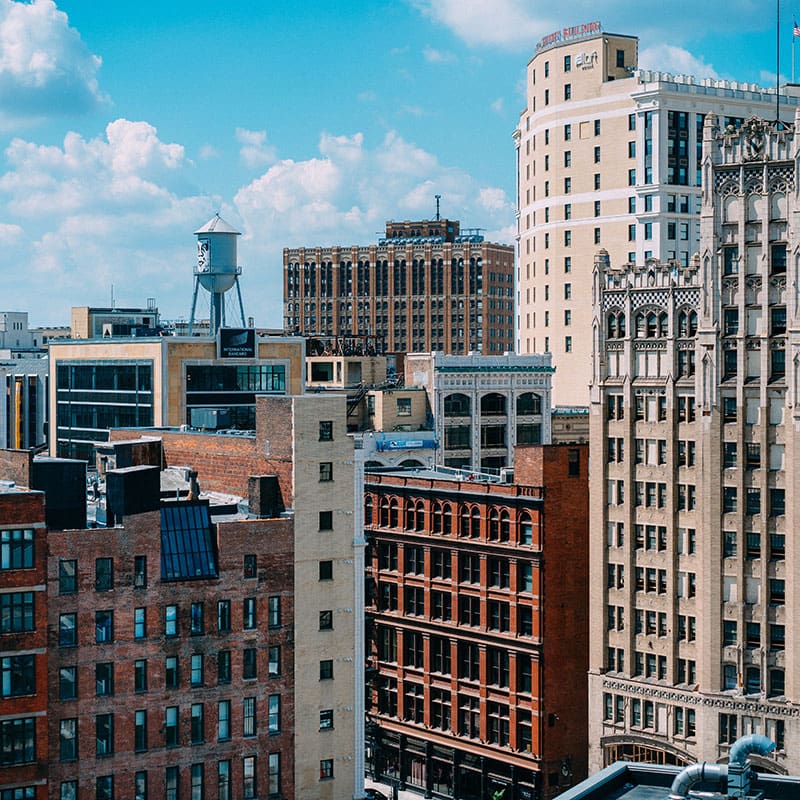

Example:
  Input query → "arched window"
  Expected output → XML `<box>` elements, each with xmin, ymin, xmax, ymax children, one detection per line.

<box><xmin>488</xmin><ymin>509</ymin><xmax>500</xmax><ymax>541</ymax></box>
<box><xmin>442</xmin><ymin>504</ymin><xmax>452</xmax><ymax>535</ymax></box>
<box><xmin>500</xmin><ymin>510</ymin><xmax>510</xmax><ymax>542</ymax></box>
<box><xmin>389</xmin><ymin>499</ymin><xmax>399</xmax><ymax>528</ymax></box>
<box><xmin>380</xmin><ymin>498</ymin><xmax>389</xmax><ymax>527</ymax></box>
<box><xmin>636</xmin><ymin>313</ymin><xmax>646</xmax><ymax>338</ymax></box>
<box><xmin>647</xmin><ymin>312</ymin><xmax>658</xmax><ymax>338</ymax></box>
<box><xmin>519</xmin><ymin>513</ymin><xmax>533</xmax><ymax>546</ymax></box>
<box><xmin>608</xmin><ymin>313</ymin><xmax>618</xmax><ymax>339</ymax></box>
<box><xmin>460</xmin><ymin>505</ymin><xmax>471</xmax><ymax>537</ymax></box>
<box><xmin>444</xmin><ymin>393</ymin><xmax>470</xmax><ymax>416</ymax></box>
<box><xmin>769</xmin><ymin>668</ymin><xmax>785</xmax><ymax>697</ymax></box>
<box><xmin>481</xmin><ymin>393</ymin><xmax>506</xmax><ymax>416</ymax></box>
<box><xmin>365</xmin><ymin>496</ymin><xmax>373</xmax><ymax>525</ymax></box>
<box><xmin>517</xmin><ymin>393</ymin><xmax>542</xmax><ymax>416</ymax></box>
<box><xmin>415</xmin><ymin>501</ymin><xmax>425</xmax><ymax>532</ymax></box>
<box><xmin>470</xmin><ymin>507</ymin><xmax>481</xmax><ymax>538</ymax></box>
<box><xmin>405</xmin><ymin>502</ymin><xmax>415</xmax><ymax>530</ymax></box>
<box><xmin>432</xmin><ymin>502</ymin><xmax>442</xmax><ymax>534</ymax></box>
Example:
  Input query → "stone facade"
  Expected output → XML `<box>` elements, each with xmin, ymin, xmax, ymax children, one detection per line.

<box><xmin>588</xmin><ymin>112</ymin><xmax>800</xmax><ymax>773</ymax></box>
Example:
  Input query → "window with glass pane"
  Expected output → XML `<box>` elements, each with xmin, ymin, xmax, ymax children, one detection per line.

<box><xmin>190</xmin><ymin>602</ymin><xmax>204</xmax><ymax>635</ymax></box>
<box><xmin>95</xmin><ymin>558</ymin><xmax>113</xmax><ymax>591</ymax></box>
<box><xmin>59</xmin><ymin>718</ymin><xmax>77</xmax><ymax>760</ymax></box>
<box><xmin>96</xmin><ymin>713</ymin><xmax>113</xmax><ymax>756</ymax></box>
<box><xmin>218</xmin><ymin>700</ymin><xmax>231</xmax><ymax>740</ymax></box>
<box><xmin>243</xmin><ymin>697</ymin><xmax>256</xmax><ymax>737</ymax></box>
<box><xmin>268</xmin><ymin>753</ymin><xmax>280</xmax><ymax>796</ymax></box>
<box><xmin>217</xmin><ymin>600</ymin><xmax>231</xmax><ymax>632</ymax></box>
<box><xmin>218</xmin><ymin>761</ymin><xmax>231</xmax><ymax>800</ymax></box>
<box><xmin>243</xmin><ymin>756</ymin><xmax>256</xmax><ymax>800</ymax></box>
<box><xmin>268</xmin><ymin>694</ymin><xmax>280</xmax><ymax>734</ymax></box>
<box><xmin>191</xmin><ymin>654</ymin><xmax>204</xmax><ymax>686</ymax></box>
<box><xmin>59</xmin><ymin>560</ymin><xmax>77</xmax><ymax>594</ymax></box>
<box><xmin>134</xmin><ymin>607</ymin><xmax>146</xmax><ymax>639</ymax></box>
<box><xmin>165</xmin><ymin>605</ymin><xmax>177</xmax><ymax>636</ymax></box>
<box><xmin>268</xmin><ymin>646</ymin><xmax>280</xmax><ymax>678</ymax></box>
<box><xmin>191</xmin><ymin>703</ymin><xmax>204</xmax><ymax>744</ymax></box>
<box><xmin>1</xmin><ymin>529</ymin><xmax>34</xmax><ymax>570</ymax></box>
<box><xmin>191</xmin><ymin>764</ymin><xmax>204</xmax><ymax>800</ymax></box>
<box><xmin>135</xmin><ymin>709</ymin><xmax>147</xmax><ymax>752</ymax></box>
<box><xmin>165</xmin><ymin>707</ymin><xmax>178</xmax><ymax>747</ymax></box>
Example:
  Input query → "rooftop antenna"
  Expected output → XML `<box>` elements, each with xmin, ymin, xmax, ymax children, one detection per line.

<box><xmin>776</xmin><ymin>0</ymin><xmax>781</xmax><ymax>122</ymax></box>
<box><xmin>435</xmin><ymin>194</ymin><xmax>441</xmax><ymax>221</ymax></box>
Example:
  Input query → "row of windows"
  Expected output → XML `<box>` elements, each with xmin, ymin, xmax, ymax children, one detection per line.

<box><xmin>59</xmin><ymin>697</ymin><xmax>282</xmax><ymax>760</ymax></box>
<box><xmin>606</xmin><ymin>394</ymin><xmax>697</xmax><ymax>422</ymax></box>
<box><xmin>58</xmin><ymin>756</ymin><xmax>283</xmax><ymax>800</ymax></box>
<box><xmin>368</xmin><ymin>501</ymin><xmax>536</xmax><ymax>543</ymax></box>
<box><xmin>442</xmin><ymin>391</ymin><xmax>542</xmax><ymax>417</ymax></box>
<box><xmin>56</xmin><ymin>597</ymin><xmax>283</xmax><ymax>646</ymax></box>
<box><xmin>603</xmin><ymin>694</ymin><xmax>696</xmax><ymax>737</ymax></box>
<box><xmin>374</xmin><ymin>588</ymin><xmax>534</xmax><ymax>635</ymax></box>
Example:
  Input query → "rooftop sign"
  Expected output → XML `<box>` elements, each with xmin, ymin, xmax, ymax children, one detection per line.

<box><xmin>535</xmin><ymin>20</ymin><xmax>601</xmax><ymax>54</ymax></box>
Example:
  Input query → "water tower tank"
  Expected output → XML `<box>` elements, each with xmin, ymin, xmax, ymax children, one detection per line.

<box><xmin>194</xmin><ymin>214</ymin><xmax>241</xmax><ymax>294</ymax></box>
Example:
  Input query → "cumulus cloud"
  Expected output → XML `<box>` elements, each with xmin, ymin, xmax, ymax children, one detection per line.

<box><xmin>639</xmin><ymin>45</ymin><xmax>719</xmax><ymax>80</ymax></box>
<box><xmin>235</xmin><ymin>128</ymin><xmax>278</xmax><ymax>169</ymax></box>
<box><xmin>0</xmin><ymin>0</ymin><xmax>107</xmax><ymax>129</ymax></box>
<box><xmin>233</xmin><ymin>130</ymin><xmax>515</xmax><ymax>301</ymax></box>
<box><xmin>0</xmin><ymin>119</ymin><xmax>217</xmax><ymax>322</ymax></box>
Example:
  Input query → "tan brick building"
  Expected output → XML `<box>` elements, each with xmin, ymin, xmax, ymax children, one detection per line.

<box><xmin>283</xmin><ymin>218</ymin><xmax>514</xmax><ymax>355</ymax></box>
<box><xmin>515</xmin><ymin>22</ymin><xmax>800</xmax><ymax>405</ymax></box>
<box><xmin>588</xmin><ymin>113</ymin><xmax>800</xmax><ymax>772</ymax></box>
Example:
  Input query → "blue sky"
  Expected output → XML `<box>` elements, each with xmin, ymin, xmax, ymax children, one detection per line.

<box><xmin>0</xmin><ymin>0</ymin><xmax>792</xmax><ymax>326</ymax></box>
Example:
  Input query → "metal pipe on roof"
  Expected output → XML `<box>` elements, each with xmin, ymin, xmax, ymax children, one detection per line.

<box><xmin>668</xmin><ymin>762</ymin><xmax>727</xmax><ymax>800</ymax></box>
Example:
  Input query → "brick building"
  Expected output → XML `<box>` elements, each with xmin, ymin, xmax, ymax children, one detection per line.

<box><xmin>0</xmin><ymin>485</ymin><xmax>48</xmax><ymax>800</ymax></box>
<box><xmin>283</xmin><ymin>217</ymin><xmax>515</xmax><ymax>355</ymax></box>
<box><xmin>364</xmin><ymin>444</ymin><xmax>589</xmax><ymax>800</ymax></box>
<box><xmin>0</xmin><ymin>392</ymin><xmax>364</xmax><ymax>800</ymax></box>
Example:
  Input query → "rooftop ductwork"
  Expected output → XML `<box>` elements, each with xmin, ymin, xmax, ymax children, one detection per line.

<box><xmin>668</xmin><ymin>734</ymin><xmax>776</xmax><ymax>800</ymax></box>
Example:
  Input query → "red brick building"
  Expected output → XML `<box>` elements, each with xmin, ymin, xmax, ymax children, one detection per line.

<box><xmin>0</xmin><ymin>486</ymin><xmax>48</xmax><ymax>800</ymax></box>
<box><xmin>364</xmin><ymin>444</ymin><xmax>589</xmax><ymax>800</ymax></box>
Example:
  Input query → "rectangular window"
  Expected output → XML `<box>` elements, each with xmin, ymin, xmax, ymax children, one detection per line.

<box><xmin>217</xmin><ymin>600</ymin><xmax>230</xmax><ymax>632</ymax></box>
<box><xmin>319</xmin><ymin>462</ymin><xmax>333</xmax><ymax>482</ymax></box>
<box><xmin>319</xmin><ymin>420</ymin><xmax>333</xmax><ymax>440</ymax></box>
<box><xmin>320</xmin><ymin>709</ymin><xmax>334</xmax><ymax>730</ymax></box>
<box><xmin>0</xmin><ymin>529</ymin><xmax>34</xmax><ymax>570</ymax></box>
<box><xmin>59</xmin><ymin>559</ymin><xmax>77</xmax><ymax>594</ymax></box>
<box><xmin>191</xmin><ymin>764</ymin><xmax>204</xmax><ymax>800</ymax></box>
<box><xmin>1</xmin><ymin>592</ymin><xmax>34</xmax><ymax>633</ymax></box>
<box><xmin>320</xmin><ymin>659</ymin><xmax>333</xmax><ymax>680</ymax></box>
<box><xmin>190</xmin><ymin>602</ymin><xmax>204</xmax><ymax>635</ymax></box>
<box><xmin>59</xmin><ymin>665</ymin><xmax>77</xmax><ymax>700</ymax></box>
<box><xmin>134</xmin><ymin>659</ymin><xmax>147</xmax><ymax>692</ymax></box>
<box><xmin>268</xmin><ymin>596</ymin><xmax>281</xmax><ymax>628</ymax></box>
<box><xmin>218</xmin><ymin>700</ymin><xmax>231</xmax><ymax>740</ymax></box>
<box><xmin>95</xmin><ymin>662</ymin><xmax>114</xmax><ymax>696</ymax></box>
<box><xmin>191</xmin><ymin>703</ymin><xmax>204</xmax><ymax>744</ymax></box>
<box><xmin>133</xmin><ymin>555</ymin><xmax>147</xmax><ymax>588</ymax></box>
<box><xmin>191</xmin><ymin>653</ymin><xmax>204</xmax><ymax>686</ymax></box>
<box><xmin>165</xmin><ymin>768</ymin><xmax>178</xmax><ymax>800</ymax></box>
<box><xmin>319</xmin><ymin>609</ymin><xmax>333</xmax><ymax>630</ymax></box>
<box><xmin>217</xmin><ymin>650</ymin><xmax>231</xmax><ymax>684</ymax></box>
<box><xmin>165</xmin><ymin>605</ymin><xmax>178</xmax><ymax>637</ymax></box>
<box><xmin>134</xmin><ymin>607</ymin><xmax>146</xmax><ymax>639</ymax></box>
<box><xmin>165</xmin><ymin>707</ymin><xmax>179</xmax><ymax>747</ymax></box>
<box><xmin>243</xmin><ymin>597</ymin><xmax>256</xmax><ymax>629</ymax></box>
<box><xmin>268</xmin><ymin>645</ymin><xmax>280</xmax><ymax>678</ymax></box>
<box><xmin>96</xmin><ymin>777</ymin><xmax>113</xmax><ymax>800</ymax></box>
<box><xmin>60</xmin><ymin>718</ymin><xmax>77</xmax><ymax>761</ymax></box>
<box><xmin>268</xmin><ymin>694</ymin><xmax>280</xmax><ymax>734</ymax></box>
<box><xmin>242</xmin><ymin>697</ymin><xmax>256</xmax><ymax>736</ymax></box>
<box><xmin>320</xmin><ymin>759</ymin><xmax>334</xmax><ymax>781</ymax></box>
<box><xmin>243</xmin><ymin>554</ymin><xmax>257</xmax><ymax>578</ymax></box>
<box><xmin>135</xmin><ymin>772</ymin><xmax>147</xmax><ymax>800</ymax></box>
<box><xmin>268</xmin><ymin>753</ymin><xmax>280</xmax><ymax>797</ymax></box>
<box><xmin>135</xmin><ymin>709</ymin><xmax>147</xmax><ymax>752</ymax></box>
<box><xmin>319</xmin><ymin>560</ymin><xmax>333</xmax><ymax>581</ymax></box>
<box><xmin>96</xmin><ymin>713</ymin><xmax>114</xmax><ymax>756</ymax></box>
<box><xmin>165</xmin><ymin>656</ymin><xmax>179</xmax><ymax>689</ymax></box>
<box><xmin>95</xmin><ymin>558</ymin><xmax>113</xmax><ymax>591</ymax></box>
<box><xmin>95</xmin><ymin>610</ymin><xmax>113</xmax><ymax>643</ymax></box>
<box><xmin>243</xmin><ymin>756</ymin><xmax>256</xmax><ymax>800</ymax></box>
<box><xmin>243</xmin><ymin>648</ymin><xmax>257</xmax><ymax>680</ymax></box>
<box><xmin>319</xmin><ymin>510</ymin><xmax>333</xmax><ymax>531</ymax></box>
<box><xmin>218</xmin><ymin>762</ymin><xmax>231</xmax><ymax>800</ymax></box>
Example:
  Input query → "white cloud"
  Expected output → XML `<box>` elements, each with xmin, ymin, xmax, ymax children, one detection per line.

<box><xmin>0</xmin><ymin>0</ymin><xmax>107</xmax><ymax>129</ymax></box>
<box><xmin>0</xmin><ymin>119</ymin><xmax>217</xmax><ymax>323</ymax></box>
<box><xmin>423</xmin><ymin>46</ymin><xmax>456</xmax><ymax>63</ymax></box>
<box><xmin>199</xmin><ymin>144</ymin><xmax>219</xmax><ymax>160</ymax></box>
<box><xmin>412</xmin><ymin>0</ymin><xmax>552</xmax><ymax>49</ymax></box>
<box><xmin>233</xmin><ymin>130</ymin><xmax>515</xmax><ymax>324</ymax></box>
<box><xmin>357</xmin><ymin>90</ymin><xmax>377</xmax><ymax>103</ymax></box>
<box><xmin>490</xmin><ymin>97</ymin><xmax>504</xmax><ymax>114</ymax></box>
<box><xmin>235</xmin><ymin>128</ymin><xmax>277</xmax><ymax>169</ymax></box>
<box><xmin>639</xmin><ymin>45</ymin><xmax>719</xmax><ymax>80</ymax></box>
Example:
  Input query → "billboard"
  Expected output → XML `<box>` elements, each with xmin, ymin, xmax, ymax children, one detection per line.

<box><xmin>219</xmin><ymin>327</ymin><xmax>256</xmax><ymax>359</ymax></box>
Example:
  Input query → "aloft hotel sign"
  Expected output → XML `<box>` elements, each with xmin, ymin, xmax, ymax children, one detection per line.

<box><xmin>535</xmin><ymin>20</ymin><xmax>601</xmax><ymax>53</ymax></box>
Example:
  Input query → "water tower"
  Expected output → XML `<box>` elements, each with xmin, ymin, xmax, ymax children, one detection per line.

<box><xmin>188</xmin><ymin>214</ymin><xmax>247</xmax><ymax>335</ymax></box>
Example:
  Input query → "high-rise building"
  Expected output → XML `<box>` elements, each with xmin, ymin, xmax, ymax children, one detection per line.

<box><xmin>515</xmin><ymin>21</ymin><xmax>800</xmax><ymax>404</ymax></box>
<box><xmin>588</xmin><ymin>112</ymin><xmax>800</xmax><ymax>772</ymax></box>
<box><xmin>364</xmin><ymin>444</ymin><xmax>589</xmax><ymax>800</ymax></box>
<box><xmin>283</xmin><ymin>217</ymin><xmax>515</xmax><ymax>355</ymax></box>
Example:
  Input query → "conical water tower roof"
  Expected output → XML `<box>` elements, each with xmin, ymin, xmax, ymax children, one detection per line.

<box><xmin>194</xmin><ymin>213</ymin><xmax>241</xmax><ymax>236</ymax></box>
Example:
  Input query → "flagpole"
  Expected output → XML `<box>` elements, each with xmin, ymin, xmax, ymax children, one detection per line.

<box><xmin>776</xmin><ymin>0</ymin><xmax>780</xmax><ymax>120</ymax></box>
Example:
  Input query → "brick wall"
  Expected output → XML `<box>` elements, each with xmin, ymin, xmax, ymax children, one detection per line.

<box><xmin>0</xmin><ymin>447</ymin><xmax>33</xmax><ymax>487</ymax></box>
